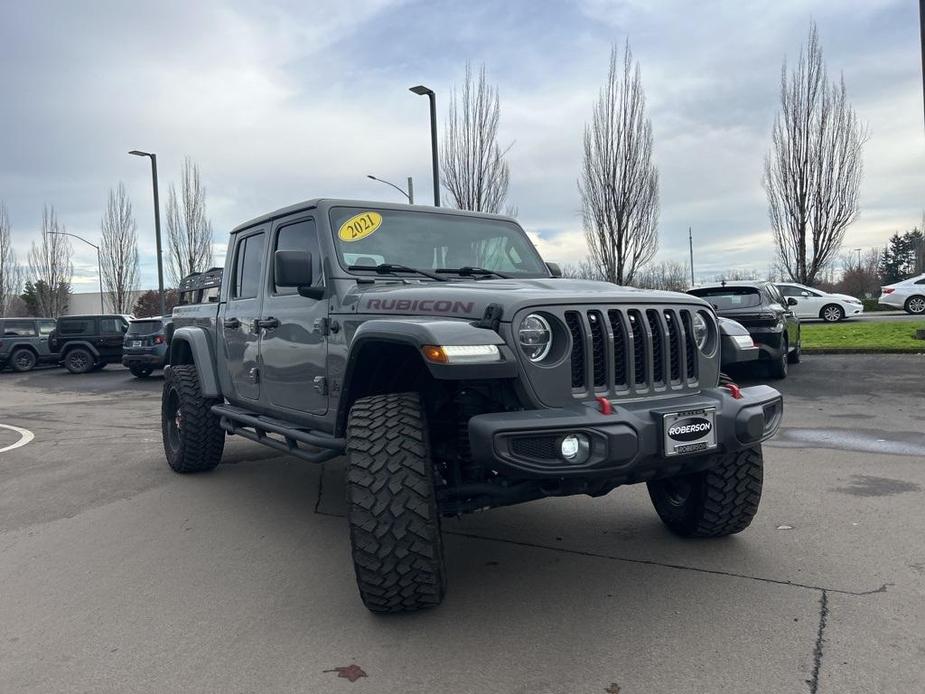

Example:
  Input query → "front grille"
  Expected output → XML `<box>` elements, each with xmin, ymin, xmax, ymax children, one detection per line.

<box><xmin>563</xmin><ymin>306</ymin><xmax>699</xmax><ymax>397</ymax></box>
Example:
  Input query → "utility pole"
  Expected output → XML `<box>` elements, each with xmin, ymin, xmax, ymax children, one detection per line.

<box><xmin>409</xmin><ymin>85</ymin><xmax>440</xmax><ymax>206</ymax></box>
<box><xmin>689</xmin><ymin>227</ymin><xmax>695</xmax><ymax>286</ymax></box>
<box><xmin>920</xmin><ymin>0</ymin><xmax>924</xmax><ymax>130</ymax></box>
<box><xmin>129</xmin><ymin>150</ymin><xmax>166</xmax><ymax>317</ymax></box>
<box><xmin>407</xmin><ymin>177</ymin><xmax>414</xmax><ymax>205</ymax></box>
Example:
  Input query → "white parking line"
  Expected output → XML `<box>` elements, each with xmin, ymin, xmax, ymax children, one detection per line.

<box><xmin>0</xmin><ymin>424</ymin><xmax>35</xmax><ymax>453</ymax></box>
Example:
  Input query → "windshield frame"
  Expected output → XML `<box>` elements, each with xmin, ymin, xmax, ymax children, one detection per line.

<box><xmin>327</xmin><ymin>205</ymin><xmax>551</xmax><ymax>280</ymax></box>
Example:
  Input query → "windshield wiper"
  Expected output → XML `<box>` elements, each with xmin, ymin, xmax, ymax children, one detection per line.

<box><xmin>435</xmin><ymin>266</ymin><xmax>510</xmax><ymax>279</ymax></box>
<box><xmin>347</xmin><ymin>263</ymin><xmax>448</xmax><ymax>281</ymax></box>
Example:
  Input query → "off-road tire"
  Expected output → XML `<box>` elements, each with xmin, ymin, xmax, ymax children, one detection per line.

<box><xmin>345</xmin><ymin>392</ymin><xmax>447</xmax><ymax>613</ymax></box>
<box><xmin>130</xmin><ymin>365</ymin><xmax>154</xmax><ymax>378</ymax></box>
<box><xmin>10</xmin><ymin>348</ymin><xmax>37</xmax><ymax>372</ymax></box>
<box><xmin>904</xmin><ymin>295</ymin><xmax>925</xmax><ymax>315</ymax></box>
<box><xmin>820</xmin><ymin>304</ymin><xmax>844</xmax><ymax>322</ymax></box>
<box><xmin>161</xmin><ymin>365</ymin><xmax>224</xmax><ymax>473</ymax></box>
<box><xmin>767</xmin><ymin>339</ymin><xmax>788</xmax><ymax>379</ymax></box>
<box><xmin>648</xmin><ymin>446</ymin><xmax>764</xmax><ymax>537</ymax></box>
<box><xmin>64</xmin><ymin>348</ymin><xmax>94</xmax><ymax>374</ymax></box>
<box><xmin>787</xmin><ymin>339</ymin><xmax>802</xmax><ymax>364</ymax></box>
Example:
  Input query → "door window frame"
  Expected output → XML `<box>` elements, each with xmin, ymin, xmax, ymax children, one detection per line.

<box><xmin>270</xmin><ymin>214</ymin><xmax>323</xmax><ymax>297</ymax></box>
<box><xmin>230</xmin><ymin>229</ymin><xmax>268</xmax><ymax>300</ymax></box>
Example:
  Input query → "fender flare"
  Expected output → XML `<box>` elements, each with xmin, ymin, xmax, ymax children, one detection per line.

<box><xmin>60</xmin><ymin>341</ymin><xmax>100</xmax><ymax>358</ymax></box>
<box><xmin>168</xmin><ymin>326</ymin><xmax>222</xmax><ymax>398</ymax></box>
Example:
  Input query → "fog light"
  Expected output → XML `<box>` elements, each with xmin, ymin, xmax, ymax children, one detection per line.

<box><xmin>560</xmin><ymin>433</ymin><xmax>591</xmax><ymax>463</ymax></box>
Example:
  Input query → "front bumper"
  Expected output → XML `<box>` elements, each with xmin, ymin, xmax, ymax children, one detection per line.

<box><xmin>468</xmin><ymin>385</ymin><xmax>782</xmax><ymax>481</ymax></box>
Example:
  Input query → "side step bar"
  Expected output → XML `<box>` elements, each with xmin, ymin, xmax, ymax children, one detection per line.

<box><xmin>212</xmin><ymin>404</ymin><xmax>345</xmax><ymax>464</ymax></box>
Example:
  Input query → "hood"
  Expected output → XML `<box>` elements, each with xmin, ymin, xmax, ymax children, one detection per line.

<box><xmin>339</xmin><ymin>278</ymin><xmax>710</xmax><ymax>321</ymax></box>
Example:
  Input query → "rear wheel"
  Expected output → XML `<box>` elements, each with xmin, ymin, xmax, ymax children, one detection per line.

<box><xmin>648</xmin><ymin>446</ymin><xmax>763</xmax><ymax>537</ymax></box>
<box><xmin>821</xmin><ymin>304</ymin><xmax>844</xmax><ymax>322</ymax></box>
<box><xmin>64</xmin><ymin>348</ymin><xmax>94</xmax><ymax>374</ymax></box>
<box><xmin>905</xmin><ymin>296</ymin><xmax>925</xmax><ymax>315</ymax></box>
<box><xmin>767</xmin><ymin>338</ymin><xmax>788</xmax><ymax>379</ymax></box>
<box><xmin>130</xmin><ymin>365</ymin><xmax>154</xmax><ymax>378</ymax></box>
<box><xmin>161</xmin><ymin>365</ymin><xmax>224</xmax><ymax>473</ymax></box>
<box><xmin>10</xmin><ymin>348</ymin><xmax>37</xmax><ymax>372</ymax></box>
<box><xmin>345</xmin><ymin>392</ymin><xmax>446</xmax><ymax>613</ymax></box>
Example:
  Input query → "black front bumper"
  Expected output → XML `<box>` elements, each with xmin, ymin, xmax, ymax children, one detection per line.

<box><xmin>468</xmin><ymin>385</ymin><xmax>782</xmax><ymax>483</ymax></box>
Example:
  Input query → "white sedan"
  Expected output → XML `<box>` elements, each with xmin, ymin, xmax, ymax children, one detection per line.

<box><xmin>879</xmin><ymin>273</ymin><xmax>925</xmax><ymax>315</ymax></box>
<box><xmin>775</xmin><ymin>283</ymin><xmax>864</xmax><ymax>322</ymax></box>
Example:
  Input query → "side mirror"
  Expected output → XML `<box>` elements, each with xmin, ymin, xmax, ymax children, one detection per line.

<box><xmin>546</xmin><ymin>262</ymin><xmax>562</xmax><ymax>278</ymax></box>
<box><xmin>800</xmin><ymin>291</ymin><xmax>810</xmax><ymax>297</ymax></box>
<box><xmin>275</xmin><ymin>250</ymin><xmax>324</xmax><ymax>299</ymax></box>
<box><xmin>787</xmin><ymin>297</ymin><xmax>798</xmax><ymax>306</ymax></box>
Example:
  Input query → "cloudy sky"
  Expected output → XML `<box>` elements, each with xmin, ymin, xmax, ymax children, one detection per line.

<box><xmin>1</xmin><ymin>0</ymin><xmax>922</xmax><ymax>291</ymax></box>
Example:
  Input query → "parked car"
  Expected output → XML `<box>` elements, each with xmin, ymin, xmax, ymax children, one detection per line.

<box><xmin>688</xmin><ymin>281</ymin><xmax>800</xmax><ymax>379</ymax></box>
<box><xmin>162</xmin><ymin>198</ymin><xmax>783</xmax><ymax>613</ymax></box>
<box><xmin>879</xmin><ymin>273</ymin><xmax>925</xmax><ymax>315</ymax></box>
<box><xmin>718</xmin><ymin>317</ymin><xmax>758</xmax><ymax>370</ymax></box>
<box><xmin>49</xmin><ymin>314</ymin><xmax>131</xmax><ymax>374</ymax></box>
<box><xmin>775</xmin><ymin>282</ymin><xmax>863</xmax><ymax>322</ymax></box>
<box><xmin>0</xmin><ymin>317</ymin><xmax>58</xmax><ymax>372</ymax></box>
<box><xmin>122</xmin><ymin>316</ymin><xmax>173</xmax><ymax>378</ymax></box>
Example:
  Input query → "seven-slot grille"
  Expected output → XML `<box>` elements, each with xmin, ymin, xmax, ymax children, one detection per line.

<box><xmin>564</xmin><ymin>307</ymin><xmax>699</xmax><ymax>396</ymax></box>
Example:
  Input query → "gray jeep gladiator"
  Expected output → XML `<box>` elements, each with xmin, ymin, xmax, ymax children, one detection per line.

<box><xmin>163</xmin><ymin>199</ymin><xmax>783</xmax><ymax>613</ymax></box>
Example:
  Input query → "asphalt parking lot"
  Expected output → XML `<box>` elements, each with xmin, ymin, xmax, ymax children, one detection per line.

<box><xmin>1</xmin><ymin>356</ymin><xmax>923</xmax><ymax>693</ymax></box>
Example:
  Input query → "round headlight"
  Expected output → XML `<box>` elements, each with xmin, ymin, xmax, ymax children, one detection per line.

<box><xmin>692</xmin><ymin>313</ymin><xmax>709</xmax><ymax>351</ymax></box>
<box><xmin>519</xmin><ymin>314</ymin><xmax>552</xmax><ymax>362</ymax></box>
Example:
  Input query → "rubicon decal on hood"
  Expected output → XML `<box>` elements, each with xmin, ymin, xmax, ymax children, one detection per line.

<box><xmin>365</xmin><ymin>298</ymin><xmax>475</xmax><ymax>314</ymax></box>
<box><xmin>667</xmin><ymin>417</ymin><xmax>713</xmax><ymax>442</ymax></box>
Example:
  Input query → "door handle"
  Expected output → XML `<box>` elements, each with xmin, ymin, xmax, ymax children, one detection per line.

<box><xmin>223</xmin><ymin>317</ymin><xmax>241</xmax><ymax>329</ymax></box>
<box><xmin>255</xmin><ymin>317</ymin><xmax>280</xmax><ymax>330</ymax></box>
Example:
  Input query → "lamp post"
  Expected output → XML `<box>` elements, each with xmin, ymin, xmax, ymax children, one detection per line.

<box><xmin>49</xmin><ymin>231</ymin><xmax>104</xmax><ymax>313</ymax></box>
<box><xmin>367</xmin><ymin>175</ymin><xmax>414</xmax><ymax>204</ymax></box>
<box><xmin>855</xmin><ymin>248</ymin><xmax>863</xmax><ymax>267</ymax></box>
<box><xmin>128</xmin><ymin>150</ymin><xmax>166</xmax><ymax>317</ymax></box>
<box><xmin>409</xmin><ymin>85</ymin><xmax>440</xmax><ymax>206</ymax></box>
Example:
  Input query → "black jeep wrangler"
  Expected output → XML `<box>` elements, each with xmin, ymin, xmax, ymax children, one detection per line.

<box><xmin>50</xmin><ymin>314</ymin><xmax>130</xmax><ymax>374</ymax></box>
<box><xmin>163</xmin><ymin>199</ymin><xmax>783</xmax><ymax>613</ymax></box>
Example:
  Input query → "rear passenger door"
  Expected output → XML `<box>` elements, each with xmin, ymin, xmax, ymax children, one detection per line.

<box><xmin>258</xmin><ymin>215</ymin><xmax>328</xmax><ymax>415</ymax></box>
<box><xmin>223</xmin><ymin>228</ymin><xmax>267</xmax><ymax>401</ymax></box>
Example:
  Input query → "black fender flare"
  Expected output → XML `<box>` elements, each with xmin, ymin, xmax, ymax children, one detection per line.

<box><xmin>167</xmin><ymin>326</ymin><xmax>222</xmax><ymax>398</ymax></box>
<box><xmin>60</xmin><ymin>341</ymin><xmax>100</xmax><ymax>359</ymax></box>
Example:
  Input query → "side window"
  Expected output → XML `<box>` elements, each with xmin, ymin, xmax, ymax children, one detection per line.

<box><xmin>59</xmin><ymin>320</ymin><xmax>92</xmax><ymax>335</ymax></box>
<box><xmin>777</xmin><ymin>286</ymin><xmax>797</xmax><ymax>297</ymax></box>
<box><xmin>232</xmin><ymin>232</ymin><xmax>267</xmax><ymax>299</ymax></box>
<box><xmin>915</xmin><ymin>279</ymin><xmax>925</xmax><ymax>285</ymax></box>
<box><xmin>274</xmin><ymin>218</ymin><xmax>320</xmax><ymax>294</ymax></box>
<box><xmin>3</xmin><ymin>320</ymin><xmax>37</xmax><ymax>336</ymax></box>
<box><xmin>38</xmin><ymin>320</ymin><xmax>56</xmax><ymax>336</ymax></box>
<box><xmin>101</xmin><ymin>318</ymin><xmax>123</xmax><ymax>334</ymax></box>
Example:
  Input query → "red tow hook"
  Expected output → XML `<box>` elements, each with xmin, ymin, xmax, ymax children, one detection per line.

<box><xmin>722</xmin><ymin>382</ymin><xmax>743</xmax><ymax>400</ymax></box>
<box><xmin>595</xmin><ymin>396</ymin><xmax>613</xmax><ymax>415</ymax></box>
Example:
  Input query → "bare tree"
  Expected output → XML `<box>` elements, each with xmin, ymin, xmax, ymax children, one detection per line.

<box><xmin>166</xmin><ymin>157</ymin><xmax>213</xmax><ymax>286</ymax></box>
<box><xmin>579</xmin><ymin>42</ymin><xmax>659</xmax><ymax>286</ymax></box>
<box><xmin>100</xmin><ymin>183</ymin><xmax>140</xmax><ymax>313</ymax></box>
<box><xmin>441</xmin><ymin>63</ymin><xmax>513</xmax><ymax>214</ymax></box>
<box><xmin>560</xmin><ymin>258</ymin><xmax>605</xmax><ymax>281</ymax></box>
<box><xmin>633</xmin><ymin>260</ymin><xmax>690</xmax><ymax>292</ymax></box>
<box><xmin>763</xmin><ymin>22</ymin><xmax>867</xmax><ymax>286</ymax></box>
<box><xmin>28</xmin><ymin>206</ymin><xmax>72</xmax><ymax>317</ymax></box>
<box><xmin>0</xmin><ymin>202</ymin><xmax>24</xmax><ymax>316</ymax></box>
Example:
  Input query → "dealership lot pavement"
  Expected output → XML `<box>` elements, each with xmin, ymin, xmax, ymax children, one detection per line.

<box><xmin>1</xmin><ymin>356</ymin><xmax>923</xmax><ymax>693</ymax></box>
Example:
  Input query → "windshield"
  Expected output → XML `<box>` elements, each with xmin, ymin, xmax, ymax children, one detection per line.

<box><xmin>127</xmin><ymin>320</ymin><xmax>163</xmax><ymax>335</ymax></box>
<box><xmin>689</xmin><ymin>287</ymin><xmax>762</xmax><ymax>310</ymax></box>
<box><xmin>329</xmin><ymin>207</ymin><xmax>548</xmax><ymax>278</ymax></box>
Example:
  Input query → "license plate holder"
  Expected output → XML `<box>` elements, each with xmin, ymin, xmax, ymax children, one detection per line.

<box><xmin>132</xmin><ymin>340</ymin><xmax>142</xmax><ymax>348</ymax></box>
<box><xmin>662</xmin><ymin>407</ymin><xmax>717</xmax><ymax>457</ymax></box>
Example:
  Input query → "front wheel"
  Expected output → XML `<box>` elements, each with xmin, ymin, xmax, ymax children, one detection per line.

<box><xmin>905</xmin><ymin>296</ymin><xmax>925</xmax><ymax>315</ymax></box>
<box><xmin>648</xmin><ymin>446</ymin><xmax>764</xmax><ymax>537</ymax></box>
<box><xmin>767</xmin><ymin>339</ymin><xmax>788</xmax><ymax>379</ymax></box>
<box><xmin>161</xmin><ymin>365</ymin><xmax>225</xmax><ymax>473</ymax></box>
<box><xmin>10</xmin><ymin>348</ymin><xmax>37</xmax><ymax>372</ymax></box>
<box><xmin>821</xmin><ymin>304</ymin><xmax>844</xmax><ymax>322</ymax></box>
<box><xmin>345</xmin><ymin>392</ymin><xmax>447</xmax><ymax>613</ymax></box>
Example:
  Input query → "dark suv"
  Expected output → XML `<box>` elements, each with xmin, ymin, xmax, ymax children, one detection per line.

<box><xmin>688</xmin><ymin>281</ymin><xmax>801</xmax><ymax>379</ymax></box>
<box><xmin>0</xmin><ymin>317</ymin><xmax>58</xmax><ymax>372</ymax></box>
<box><xmin>49</xmin><ymin>314</ymin><xmax>130</xmax><ymax>374</ymax></box>
<box><xmin>123</xmin><ymin>317</ymin><xmax>173</xmax><ymax>378</ymax></box>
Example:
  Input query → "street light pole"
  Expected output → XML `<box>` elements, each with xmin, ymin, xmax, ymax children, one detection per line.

<box><xmin>366</xmin><ymin>175</ymin><xmax>413</xmax><ymax>203</ymax></box>
<box><xmin>409</xmin><ymin>85</ymin><xmax>440</xmax><ymax>206</ymax></box>
<box><xmin>689</xmin><ymin>227</ymin><xmax>695</xmax><ymax>286</ymax></box>
<box><xmin>129</xmin><ymin>150</ymin><xmax>166</xmax><ymax>317</ymax></box>
<box><xmin>49</xmin><ymin>231</ymin><xmax>104</xmax><ymax>313</ymax></box>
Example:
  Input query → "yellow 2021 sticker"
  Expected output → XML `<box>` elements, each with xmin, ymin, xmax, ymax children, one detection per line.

<box><xmin>338</xmin><ymin>211</ymin><xmax>382</xmax><ymax>242</ymax></box>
